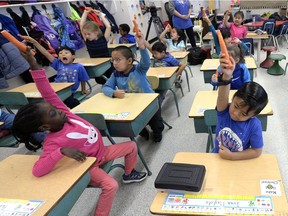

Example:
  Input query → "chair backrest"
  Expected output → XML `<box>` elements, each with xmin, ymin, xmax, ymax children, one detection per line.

<box><xmin>147</xmin><ymin>76</ymin><xmax>159</xmax><ymax>90</ymax></box>
<box><xmin>0</xmin><ymin>92</ymin><xmax>29</xmax><ymax>113</ymax></box>
<box><xmin>262</xmin><ymin>19</ymin><xmax>276</xmax><ymax>34</ymax></box>
<box><xmin>279</xmin><ymin>21</ymin><xmax>288</xmax><ymax>35</ymax></box>
<box><xmin>76</xmin><ymin>113</ymin><xmax>116</xmax><ymax>144</ymax></box>
<box><xmin>240</xmin><ymin>38</ymin><xmax>254</xmax><ymax>55</ymax></box>
<box><xmin>204</xmin><ymin>109</ymin><xmax>217</xmax><ymax>128</ymax></box>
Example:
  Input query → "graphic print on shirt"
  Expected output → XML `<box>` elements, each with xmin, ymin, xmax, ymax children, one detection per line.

<box><xmin>58</xmin><ymin>68</ymin><xmax>77</xmax><ymax>82</ymax></box>
<box><xmin>127</xmin><ymin>77</ymin><xmax>142</xmax><ymax>93</ymax></box>
<box><xmin>66</xmin><ymin>119</ymin><xmax>98</xmax><ymax>146</ymax></box>
<box><xmin>217</xmin><ymin>127</ymin><xmax>243</xmax><ymax>152</ymax></box>
<box><xmin>154</xmin><ymin>60</ymin><xmax>168</xmax><ymax>67</ymax></box>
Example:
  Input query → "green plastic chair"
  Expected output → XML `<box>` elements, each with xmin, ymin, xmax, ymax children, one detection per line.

<box><xmin>73</xmin><ymin>81</ymin><xmax>93</xmax><ymax>102</ymax></box>
<box><xmin>0</xmin><ymin>92</ymin><xmax>30</xmax><ymax>147</ymax></box>
<box><xmin>76</xmin><ymin>113</ymin><xmax>125</xmax><ymax>173</ymax></box>
<box><xmin>204</xmin><ymin>109</ymin><xmax>217</xmax><ymax>153</ymax></box>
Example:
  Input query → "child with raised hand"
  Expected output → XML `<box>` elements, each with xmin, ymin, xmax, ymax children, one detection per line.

<box><xmin>223</xmin><ymin>10</ymin><xmax>247</xmax><ymax>39</ymax></box>
<box><xmin>159</xmin><ymin>25</ymin><xmax>186</xmax><ymax>52</ymax></box>
<box><xmin>80</xmin><ymin>7</ymin><xmax>114</xmax><ymax>84</ymax></box>
<box><xmin>102</xmin><ymin>34</ymin><xmax>164</xmax><ymax>142</ymax></box>
<box><xmin>213</xmin><ymin>53</ymin><xmax>268</xmax><ymax>160</ymax></box>
<box><xmin>202</xmin><ymin>10</ymin><xmax>248</xmax><ymax>56</ymax></box>
<box><xmin>13</xmin><ymin>46</ymin><xmax>147</xmax><ymax>216</ymax></box>
<box><xmin>119</xmin><ymin>23</ymin><xmax>136</xmax><ymax>44</ymax></box>
<box><xmin>211</xmin><ymin>44</ymin><xmax>250</xmax><ymax>90</ymax></box>
<box><xmin>19</xmin><ymin>35</ymin><xmax>90</xmax><ymax>109</ymax></box>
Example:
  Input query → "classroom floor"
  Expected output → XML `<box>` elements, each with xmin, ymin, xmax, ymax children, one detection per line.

<box><xmin>1</xmin><ymin>40</ymin><xmax>287</xmax><ymax>216</ymax></box>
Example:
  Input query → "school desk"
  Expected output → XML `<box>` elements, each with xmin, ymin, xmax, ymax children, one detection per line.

<box><xmin>147</xmin><ymin>67</ymin><xmax>180</xmax><ymax>116</ymax></box>
<box><xmin>108</xmin><ymin>43</ymin><xmax>137</xmax><ymax>56</ymax></box>
<box><xmin>150</xmin><ymin>152</ymin><xmax>288</xmax><ymax>215</ymax></box>
<box><xmin>203</xmin><ymin>31</ymin><xmax>269</xmax><ymax>64</ymax></box>
<box><xmin>7</xmin><ymin>82</ymin><xmax>73</xmax><ymax>103</ymax></box>
<box><xmin>0</xmin><ymin>154</ymin><xmax>96</xmax><ymax>216</ymax></box>
<box><xmin>200</xmin><ymin>57</ymin><xmax>257</xmax><ymax>85</ymax></box>
<box><xmin>244</xmin><ymin>20</ymin><xmax>286</xmax><ymax>28</ymax></box>
<box><xmin>73</xmin><ymin>58</ymin><xmax>111</xmax><ymax>79</ymax></box>
<box><xmin>72</xmin><ymin>93</ymin><xmax>159</xmax><ymax>175</ymax></box>
<box><xmin>188</xmin><ymin>90</ymin><xmax>273</xmax><ymax>133</ymax></box>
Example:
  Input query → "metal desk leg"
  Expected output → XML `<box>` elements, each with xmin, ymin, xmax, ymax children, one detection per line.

<box><xmin>184</xmin><ymin>69</ymin><xmax>190</xmax><ymax>92</ymax></box>
<box><xmin>130</xmin><ymin>137</ymin><xmax>152</xmax><ymax>176</ymax></box>
<box><xmin>168</xmin><ymin>88</ymin><xmax>180</xmax><ymax>117</ymax></box>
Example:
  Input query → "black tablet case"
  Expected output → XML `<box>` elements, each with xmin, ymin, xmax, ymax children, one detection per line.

<box><xmin>154</xmin><ymin>163</ymin><xmax>206</xmax><ymax>192</ymax></box>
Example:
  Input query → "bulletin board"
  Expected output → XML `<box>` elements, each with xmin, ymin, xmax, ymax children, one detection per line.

<box><xmin>240</xmin><ymin>0</ymin><xmax>287</xmax><ymax>9</ymax></box>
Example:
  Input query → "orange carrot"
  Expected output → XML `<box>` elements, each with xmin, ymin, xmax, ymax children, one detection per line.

<box><xmin>1</xmin><ymin>30</ymin><xmax>35</xmax><ymax>55</ymax></box>
<box><xmin>216</xmin><ymin>29</ymin><xmax>232</xmax><ymax>69</ymax></box>
<box><xmin>85</xmin><ymin>7</ymin><xmax>91</xmax><ymax>11</ymax></box>
<box><xmin>132</xmin><ymin>19</ymin><xmax>141</xmax><ymax>38</ymax></box>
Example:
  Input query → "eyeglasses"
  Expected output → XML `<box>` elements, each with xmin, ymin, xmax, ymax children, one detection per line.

<box><xmin>110</xmin><ymin>58</ymin><xmax>123</xmax><ymax>63</ymax></box>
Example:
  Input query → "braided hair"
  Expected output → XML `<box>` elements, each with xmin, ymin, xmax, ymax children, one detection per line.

<box><xmin>12</xmin><ymin>103</ymin><xmax>44</xmax><ymax>151</ymax></box>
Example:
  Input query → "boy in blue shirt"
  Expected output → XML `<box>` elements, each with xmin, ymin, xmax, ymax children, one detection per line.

<box><xmin>119</xmin><ymin>24</ymin><xmax>136</xmax><ymax>44</ymax></box>
<box><xmin>102</xmin><ymin>34</ymin><xmax>164</xmax><ymax>142</ymax></box>
<box><xmin>20</xmin><ymin>35</ymin><xmax>90</xmax><ymax>108</ymax></box>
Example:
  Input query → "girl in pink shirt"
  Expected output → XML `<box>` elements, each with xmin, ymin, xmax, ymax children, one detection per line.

<box><xmin>223</xmin><ymin>11</ymin><xmax>247</xmax><ymax>39</ymax></box>
<box><xmin>12</xmin><ymin>47</ymin><xmax>147</xmax><ymax>216</ymax></box>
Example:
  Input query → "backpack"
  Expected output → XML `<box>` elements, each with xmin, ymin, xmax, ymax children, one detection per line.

<box><xmin>53</xmin><ymin>6</ymin><xmax>84</xmax><ymax>50</ymax></box>
<box><xmin>187</xmin><ymin>47</ymin><xmax>207</xmax><ymax>65</ymax></box>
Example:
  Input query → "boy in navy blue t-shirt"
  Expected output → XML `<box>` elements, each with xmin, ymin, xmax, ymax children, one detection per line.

<box><xmin>119</xmin><ymin>24</ymin><xmax>136</xmax><ymax>44</ymax></box>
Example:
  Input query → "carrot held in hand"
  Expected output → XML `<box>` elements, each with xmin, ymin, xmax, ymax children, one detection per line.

<box><xmin>1</xmin><ymin>30</ymin><xmax>35</xmax><ymax>55</ymax></box>
<box><xmin>132</xmin><ymin>19</ymin><xmax>141</xmax><ymax>38</ymax></box>
<box><xmin>202</xmin><ymin>7</ymin><xmax>207</xmax><ymax>19</ymax></box>
<box><xmin>216</xmin><ymin>29</ymin><xmax>232</xmax><ymax>69</ymax></box>
<box><xmin>167</xmin><ymin>24</ymin><xmax>173</xmax><ymax>33</ymax></box>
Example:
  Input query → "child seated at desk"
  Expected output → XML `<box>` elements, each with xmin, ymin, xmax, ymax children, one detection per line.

<box><xmin>213</xmin><ymin>53</ymin><xmax>268</xmax><ymax>160</ymax></box>
<box><xmin>102</xmin><ymin>34</ymin><xmax>164</xmax><ymax>142</ymax></box>
<box><xmin>13</xmin><ymin>47</ymin><xmax>147</xmax><ymax>216</ymax></box>
<box><xmin>19</xmin><ymin>35</ymin><xmax>90</xmax><ymax>109</ymax></box>
<box><xmin>146</xmin><ymin>41</ymin><xmax>186</xmax><ymax>86</ymax></box>
<box><xmin>159</xmin><ymin>25</ymin><xmax>186</xmax><ymax>52</ymax></box>
<box><xmin>211</xmin><ymin>44</ymin><xmax>250</xmax><ymax>90</ymax></box>
<box><xmin>118</xmin><ymin>23</ymin><xmax>136</xmax><ymax>44</ymax></box>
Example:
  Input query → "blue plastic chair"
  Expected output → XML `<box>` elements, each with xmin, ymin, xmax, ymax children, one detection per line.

<box><xmin>275</xmin><ymin>21</ymin><xmax>288</xmax><ymax>50</ymax></box>
<box><xmin>240</xmin><ymin>38</ymin><xmax>254</xmax><ymax>56</ymax></box>
<box><xmin>204</xmin><ymin>109</ymin><xmax>217</xmax><ymax>153</ymax></box>
<box><xmin>261</xmin><ymin>19</ymin><xmax>276</xmax><ymax>47</ymax></box>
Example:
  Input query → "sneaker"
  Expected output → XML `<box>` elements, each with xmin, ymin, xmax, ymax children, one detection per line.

<box><xmin>139</xmin><ymin>127</ymin><xmax>149</xmax><ymax>140</ymax></box>
<box><xmin>122</xmin><ymin>169</ymin><xmax>147</xmax><ymax>184</ymax></box>
<box><xmin>152</xmin><ymin>132</ymin><xmax>162</xmax><ymax>142</ymax></box>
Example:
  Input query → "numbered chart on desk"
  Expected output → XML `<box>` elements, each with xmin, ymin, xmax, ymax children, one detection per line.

<box><xmin>162</xmin><ymin>194</ymin><xmax>274</xmax><ymax>215</ymax></box>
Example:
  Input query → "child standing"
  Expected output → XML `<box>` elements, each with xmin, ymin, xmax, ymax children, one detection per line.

<box><xmin>118</xmin><ymin>24</ymin><xmax>136</xmax><ymax>44</ymax></box>
<box><xmin>13</xmin><ymin>47</ymin><xmax>147</xmax><ymax>216</ymax></box>
<box><xmin>159</xmin><ymin>25</ymin><xmax>186</xmax><ymax>52</ymax></box>
<box><xmin>80</xmin><ymin>8</ymin><xmax>114</xmax><ymax>84</ymax></box>
<box><xmin>223</xmin><ymin>11</ymin><xmax>247</xmax><ymax>39</ymax></box>
<box><xmin>20</xmin><ymin>35</ymin><xmax>90</xmax><ymax>109</ymax></box>
<box><xmin>102</xmin><ymin>35</ymin><xmax>164</xmax><ymax>142</ymax></box>
<box><xmin>211</xmin><ymin>44</ymin><xmax>250</xmax><ymax>90</ymax></box>
<box><xmin>212</xmin><ymin>54</ymin><xmax>268</xmax><ymax>160</ymax></box>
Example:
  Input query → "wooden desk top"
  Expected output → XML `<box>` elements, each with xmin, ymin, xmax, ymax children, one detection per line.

<box><xmin>200</xmin><ymin>57</ymin><xmax>257</xmax><ymax>71</ymax></box>
<box><xmin>244</xmin><ymin>20</ymin><xmax>286</xmax><ymax>28</ymax></box>
<box><xmin>203</xmin><ymin>31</ymin><xmax>269</xmax><ymax>40</ymax></box>
<box><xmin>108</xmin><ymin>43</ymin><xmax>136</xmax><ymax>48</ymax></box>
<box><xmin>170</xmin><ymin>51</ymin><xmax>189</xmax><ymax>59</ymax></box>
<box><xmin>189</xmin><ymin>90</ymin><xmax>273</xmax><ymax>118</ymax></box>
<box><xmin>150</xmin><ymin>152</ymin><xmax>288</xmax><ymax>214</ymax></box>
<box><xmin>0</xmin><ymin>155</ymin><xmax>96</xmax><ymax>216</ymax></box>
<box><xmin>74</xmin><ymin>58</ymin><xmax>110</xmax><ymax>66</ymax></box>
<box><xmin>72</xmin><ymin>93</ymin><xmax>158</xmax><ymax>122</ymax></box>
<box><xmin>7</xmin><ymin>83</ymin><xmax>73</xmax><ymax>98</ymax></box>
<box><xmin>147</xmin><ymin>67</ymin><xmax>178</xmax><ymax>79</ymax></box>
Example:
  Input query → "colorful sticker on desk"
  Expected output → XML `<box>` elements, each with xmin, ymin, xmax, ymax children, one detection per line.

<box><xmin>260</xmin><ymin>180</ymin><xmax>281</xmax><ymax>196</ymax></box>
<box><xmin>0</xmin><ymin>198</ymin><xmax>43</xmax><ymax>216</ymax></box>
<box><xmin>24</xmin><ymin>92</ymin><xmax>41</xmax><ymax>97</ymax></box>
<box><xmin>162</xmin><ymin>194</ymin><xmax>274</xmax><ymax>215</ymax></box>
<box><xmin>102</xmin><ymin>112</ymin><xmax>130</xmax><ymax>120</ymax></box>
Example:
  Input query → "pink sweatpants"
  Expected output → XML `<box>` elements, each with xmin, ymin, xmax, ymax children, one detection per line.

<box><xmin>89</xmin><ymin>141</ymin><xmax>138</xmax><ymax>216</ymax></box>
